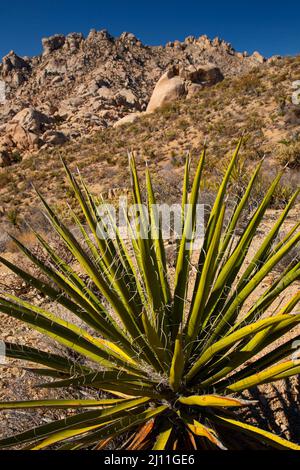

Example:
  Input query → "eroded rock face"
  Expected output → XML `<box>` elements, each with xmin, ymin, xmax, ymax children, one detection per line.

<box><xmin>0</xmin><ymin>108</ymin><xmax>67</xmax><ymax>165</ymax></box>
<box><xmin>42</xmin><ymin>34</ymin><xmax>66</xmax><ymax>55</ymax></box>
<box><xmin>7</xmin><ymin>107</ymin><xmax>51</xmax><ymax>137</ymax></box>
<box><xmin>1</xmin><ymin>51</ymin><xmax>31</xmax><ymax>87</ymax></box>
<box><xmin>146</xmin><ymin>64</ymin><xmax>223</xmax><ymax>113</ymax></box>
<box><xmin>65</xmin><ymin>33</ymin><xmax>84</xmax><ymax>53</ymax></box>
<box><xmin>251</xmin><ymin>51</ymin><xmax>266</xmax><ymax>64</ymax></box>
<box><xmin>0</xmin><ymin>29</ymin><xmax>264</xmax><ymax>159</ymax></box>
<box><xmin>2</xmin><ymin>51</ymin><xmax>30</xmax><ymax>74</ymax></box>
<box><xmin>180</xmin><ymin>64</ymin><xmax>224</xmax><ymax>85</ymax></box>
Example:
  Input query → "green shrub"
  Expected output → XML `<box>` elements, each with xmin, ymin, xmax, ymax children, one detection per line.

<box><xmin>6</xmin><ymin>208</ymin><xmax>19</xmax><ymax>226</ymax></box>
<box><xmin>0</xmin><ymin>140</ymin><xmax>299</xmax><ymax>450</ymax></box>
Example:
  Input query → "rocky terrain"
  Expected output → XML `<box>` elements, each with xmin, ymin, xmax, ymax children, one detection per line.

<box><xmin>0</xmin><ymin>46</ymin><xmax>299</xmax><ymax>235</ymax></box>
<box><xmin>0</xmin><ymin>29</ymin><xmax>266</xmax><ymax>164</ymax></box>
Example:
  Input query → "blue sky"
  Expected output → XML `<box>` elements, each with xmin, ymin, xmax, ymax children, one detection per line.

<box><xmin>0</xmin><ymin>0</ymin><xmax>299</xmax><ymax>60</ymax></box>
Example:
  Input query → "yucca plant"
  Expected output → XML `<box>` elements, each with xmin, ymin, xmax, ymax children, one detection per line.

<box><xmin>0</xmin><ymin>139</ymin><xmax>299</xmax><ymax>450</ymax></box>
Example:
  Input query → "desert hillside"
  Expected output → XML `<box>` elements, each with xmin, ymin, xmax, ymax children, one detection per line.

<box><xmin>0</xmin><ymin>29</ymin><xmax>262</xmax><ymax>148</ymax></box>
<box><xmin>0</xmin><ymin>35</ymin><xmax>299</xmax><ymax>238</ymax></box>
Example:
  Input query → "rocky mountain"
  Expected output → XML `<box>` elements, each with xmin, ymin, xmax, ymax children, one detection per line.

<box><xmin>1</xmin><ymin>28</ymin><xmax>299</xmax><ymax>240</ymax></box>
<box><xmin>0</xmin><ymin>29</ymin><xmax>266</xmax><ymax>164</ymax></box>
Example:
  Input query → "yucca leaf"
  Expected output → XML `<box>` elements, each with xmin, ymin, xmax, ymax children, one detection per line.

<box><xmin>3</xmin><ymin>342</ymin><xmax>88</xmax><ymax>375</ymax></box>
<box><xmin>215</xmin><ymin>333</ymin><xmax>300</xmax><ymax>392</ymax></box>
<box><xmin>180</xmin><ymin>153</ymin><xmax>190</xmax><ymax>233</ymax></box>
<box><xmin>99</xmin><ymin>385</ymin><xmax>161</xmax><ymax>399</ymax></box>
<box><xmin>0</xmin><ymin>254</ymin><xmax>110</xmax><ymax>335</ymax></box>
<box><xmin>228</xmin><ymin>360</ymin><xmax>300</xmax><ymax>392</ymax></box>
<box><xmin>0</xmin><ymin>397</ymin><xmax>150</xmax><ymax>448</ymax></box>
<box><xmin>186</xmin><ymin>204</ymin><xmax>225</xmax><ymax>343</ymax></box>
<box><xmin>79</xmin><ymin>182</ymin><xmax>136</xmax><ymax>294</ymax></box>
<box><xmin>206</xmin><ymin>228</ymin><xmax>300</xmax><ymax>344</ymax></box>
<box><xmin>200</xmin><ymin>172</ymin><xmax>284</xmax><ymax>343</ymax></box>
<box><xmin>40</xmin><ymin>375</ymin><xmax>163</xmax><ymax>399</ymax></box>
<box><xmin>27</xmin><ymin>230</ymin><xmax>134</xmax><ymax>345</ymax></box>
<box><xmin>38</xmin><ymin>369</ymin><xmax>155</xmax><ymax>390</ymax></box>
<box><xmin>178</xmin><ymin>395</ymin><xmax>256</xmax><ymax>407</ymax></box>
<box><xmin>186</xmin><ymin>314</ymin><xmax>300</xmax><ymax>381</ymax></box>
<box><xmin>4</xmin><ymin>291</ymin><xmax>138</xmax><ymax>370</ymax></box>
<box><xmin>39</xmin><ymin>188</ymin><xmax>164</xmax><ymax>370</ymax></box>
<box><xmin>153</xmin><ymin>421</ymin><xmax>173</xmax><ymax>450</ymax></box>
<box><xmin>195</xmin><ymin>311</ymin><xmax>300</xmax><ymax>387</ymax></box>
<box><xmin>173</xmin><ymin>149</ymin><xmax>205</xmax><ymax>334</ymax></box>
<box><xmin>0</xmin><ymin>295</ymin><xmax>139</xmax><ymax>372</ymax></box>
<box><xmin>101</xmin><ymin>193</ymin><xmax>146</xmax><ymax>307</ymax></box>
<box><xmin>0</xmin><ymin>399</ymin><xmax>127</xmax><ymax>410</ymax></box>
<box><xmin>62</xmin><ymin>160</ymin><xmax>135</xmax><ymax>293</ymax></box>
<box><xmin>236</xmin><ymin>187</ymin><xmax>299</xmax><ymax>290</ymax></box>
<box><xmin>35</xmin><ymin>188</ymin><xmax>147</xmax><ymax>341</ymax></box>
<box><xmin>3</xmin><ymin>236</ymin><xmax>130</xmax><ymax>347</ymax></box>
<box><xmin>267</xmin><ymin>220</ymin><xmax>300</xmax><ymax>259</ymax></box>
<box><xmin>57</xmin><ymin>405</ymin><xmax>168</xmax><ymax>450</ymax></box>
<box><xmin>127</xmin><ymin>419</ymin><xmax>155</xmax><ymax>450</ymax></box>
<box><xmin>218</xmin><ymin>160</ymin><xmax>263</xmax><ymax>258</ymax></box>
<box><xmin>236</xmin><ymin>292</ymin><xmax>300</xmax><ymax>357</ymax></box>
<box><xmin>264</xmin><ymin>365</ymin><xmax>300</xmax><ymax>382</ymax></box>
<box><xmin>213</xmin><ymin>171</ymin><xmax>283</xmax><ymax>294</ymax></box>
<box><xmin>197</xmin><ymin>292</ymin><xmax>300</xmax><ymax>389</ymax></box>
<box><xmin>129</xmin><ymin>155</ymin><xmax>165</xmax><ymax>320</ymax></box>
<box><xmin>205</xmin><ymin>139</ymin><xmax>243</xmax><ymax>246</ymax></box>
<box><xmin>182</xmin><ymin>415</ymin><xmax>226</xmax><ymax>450</ymax></box>
<box><xmin>31</xmin><ymin>421</ymin><xmax>112</xmax><ymax>450</ymax></box>
<box><xmin>69</xmin><ymin>207</ymin><xmax>102</xmax><ymax>264</ymax></box>
<box><xmin>231</xmin><ymin>262</ymin><xmax>300</xmax><ymax>331</ymax></box>
<box><xmin>146</xmin><ymin>166</ymin><xmax>171</xmax><ymax>309</ymax></box>
<box><xmin>142</xmin><ymin>310</ymin><xmax>170</xmax><ymax>369</ymax></box>
<box><xmin>209</xmin><ymin>414</ymin><xmax>300</xmax><ymax>450</ymax></box>
<box><xmin>191</xmin><ymin>139</ymin><xmax>242</xmax><ymax>307</ymax></box>
<box><xmin>169</xmin><ymin>332</ymin><xmax>185</xmax><ymax>392</ymax></box>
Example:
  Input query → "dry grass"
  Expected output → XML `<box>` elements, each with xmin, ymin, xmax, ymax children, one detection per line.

<box><xmin>277</xmin><ymin>141</ymin><xmax>300</xmax><ymax>168</ymax></box>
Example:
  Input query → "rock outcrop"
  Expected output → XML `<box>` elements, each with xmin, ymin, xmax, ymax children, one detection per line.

<box><xmin>0</xmin><ymin>29</ymin><xmax>265</xmax><ymax>163</ymax></box>
<box><xmin>113</xmin><ymin>112</ymin><xmax>145</xmax><ymax>127</ymax></box>
<box><xmin>146</xmin><ymin>64</ymin><xmax>223</xmax><ymax>113</ymax></box>
<box><xmin>1</xmin><ymin>51</ymin><xmax>31</xmax><ymax>88</ymax></box>
<box><xmin>251</xmin><ymin>51</ymin><xmax>266</xmax><ymax>64</ymax></box>
<box><xmin>42</xmin><ymin>34</ymin><xmax>66</xmax><ymax>55</ymax></box>
<box><xmin>0</xmin><ymin>107</ymin><xmax>68</xmax><ymax>165</ymax></box>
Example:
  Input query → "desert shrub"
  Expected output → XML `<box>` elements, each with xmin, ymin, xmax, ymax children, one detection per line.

<box><xmin>6</xmin><ymin>208</ymin><xmax>19</xmax><ymax>227</ymax></box>
<box><xmin>277</xmin><ymin>141</ymin><xmax>300</xmax><ymax>168</ymax></box>
<box><xmin>0</xmin><ymin>140</ymin><xmax>299</xmax><ymax>450</ymax></box>
<box><xmin>231</xmin><ymin>72</ymin><xmax>264</xmax><ymax>97</ymax></box>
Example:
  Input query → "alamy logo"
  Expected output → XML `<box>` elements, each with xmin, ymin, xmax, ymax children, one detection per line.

<box><xmin>96</xmin><ymin>199</ymin><xmax>205</xmax><ymax>249</ymax></box>
<box><xmin>292</xmin><ymin>81</ymin><xmax>300</xmax><ymax>105</ymax></box>
<box><xmin>0</xmin><ymin>80</ymin><xmax>6</xmax><ymax>104</ymax></box>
